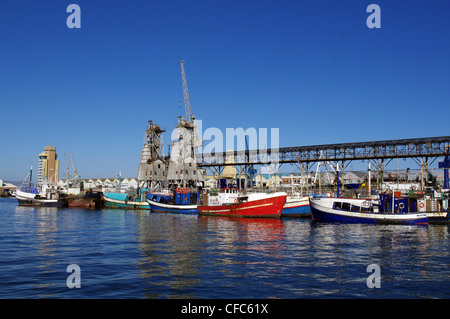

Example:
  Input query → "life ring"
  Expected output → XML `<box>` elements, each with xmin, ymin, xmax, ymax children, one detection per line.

<box><xmin>184</xmin><ymin>194</ymin><xmax>188</xmax><ymax>201</ymax></box>
<box><xmin>234</xmin><ymin>198</ymin><xmax>238</xmax><ymax>203</ymax></box>
<box><xmin>399</xmin><ymin>202</ymin><xmax>405</xmax><ymax>210</ymax></box>
<box><xmin>419</xmin><ymin>202</ymin><xmax>425</xmax><ymax>208</ymax></box>
<box><xmin>216</xmin><ymin>198</ymin><xmax>219</xmax><ymax>204</ymax></box>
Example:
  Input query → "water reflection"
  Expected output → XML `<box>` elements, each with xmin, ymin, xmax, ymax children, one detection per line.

<box><xmin>3</xmin><ymin>198</ymin><xmax>450</xmax><ymax>298</ymax></box>
<box><xmin>135</xmin><ymin>213</ymin><xmax>202</xmax><ymax>298</ymax></box>
<box><xmin>14</xmin><ymin>206</ymin><xmax>61</xmax><ymax>296</ymax></box>
<box><xmin>135</xmin><ymin>215</ymin><xmax>288</xmax><ymax>298</ymax></box>
<box><xmin>132</xmin><ymin>212</ymin><xmax>450</xmax><ymax>298</ymax></box>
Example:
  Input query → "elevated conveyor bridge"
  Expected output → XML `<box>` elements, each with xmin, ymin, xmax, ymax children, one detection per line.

<box><xmin>197</xmin><ymin>136</ymin><xmax>450</xmax><ymax>170</ymax></box>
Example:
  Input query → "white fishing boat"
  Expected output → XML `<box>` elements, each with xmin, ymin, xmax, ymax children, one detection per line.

<box><xmin>309</xmin><ymin>194</ymin><xmax>428</xmax><ymax>225</ymax></box>
<box><xmin>15</xmin><ymin>166</ymin><xmax>68</xmax><ymax>207</ymax></box>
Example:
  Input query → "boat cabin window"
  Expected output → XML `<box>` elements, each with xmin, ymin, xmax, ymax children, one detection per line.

<box><xmin>333</xmin><ymin>202</ymin><xmax>343</xmax><ymax>210</ymax></box>
<box><xmin>342</xmin><ymin>202</ymin><xmax>351</xmax><ymax>210</ymax></box>
<box><xmin>360</xmin><ymin>206</ymin><xmax>372</xmax><ymax>212</ymax></box>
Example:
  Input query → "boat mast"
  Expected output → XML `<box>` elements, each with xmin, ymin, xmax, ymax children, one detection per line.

<box><xmin>29</xmin><ymin>165</ymin><xmax>33</xmax><ymax>188</ymax></box>
<box><xmin>368</xmin><ymin>162</ymin><xmax>371</xmax><ymax>198</ymax></box>
<box><xmin>336</xmin><ymin>163</ymin><xmax>340</xmax><ymax>198</ymax></box>
<box><xmin>392</xmin><ymin>187</ymin><xmax>395</xmax><ymax>214</ymax></box>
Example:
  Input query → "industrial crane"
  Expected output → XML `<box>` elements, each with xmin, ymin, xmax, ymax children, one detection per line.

<box><xmin>64</xmin><ymin>153</ymin><xmax>71</xmax><ymax>180</ymax></box>
<box><xmin>178</xmin><ymin>59</ymin><xmax>202</xmax><ymax>156</ymax></box>
<box><xmin>180</xmin><ymin>59</ymin><xmax>194</xmax><ymax>124</ymax></box>
<box><xmin>70</xmin><ymin>152</ymin><xmax>80</xmax><ymax>182</ymax></box>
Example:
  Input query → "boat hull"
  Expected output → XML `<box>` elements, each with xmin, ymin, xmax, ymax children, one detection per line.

<box><xmin>147</xmin><ymin>199</ymin><xmax>198</xmax><ymax>214</ymax></box>
<box><xmin>68</xmin><ymin>192</ymin><xmax>104</xmax><ymax>209</ymax></box>
<box><xmin>310</xmin><ymin>198</ymin><xmax>428</xmax><ymax>225</ymax></box>
<box><xmin>427</xmin><ymin>212</ymin><xmax>449</xmax><ymax>223</ymax></box>
<box><xmin>282</xmin><ymin>197</ymin><xmax>310</xmax><ymax>217</ymax></box>
<box><xmin>198</xmin><ymin>194</ymin><xmax>286</xmax><ymax>218</ymax></box>
<box><xmin>104</xmin><ymin>197</ymin><xmax>150</xmax><ymax>209</ymax></box>
<box><xmin>68</xmin><ymin>198</ymin><xmax>101</xmax><ymax>209</ymax></box>
<box><xmin>16</xmin><ymin>195</ymin><xmax>68</xmax><ymax>207</ymax></box>
<box><xmin>103</xmin><ymin>192</ymin><xmax>150</xmax><ymax>209</ymax></box>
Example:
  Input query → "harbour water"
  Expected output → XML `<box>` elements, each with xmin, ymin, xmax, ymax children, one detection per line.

<box><xmin>1</xmin><ymin>197</ymin><xmax>449</xmax><ymax>299</ymax></box>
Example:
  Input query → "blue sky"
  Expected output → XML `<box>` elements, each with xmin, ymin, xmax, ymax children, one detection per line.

<box><xmin>1</xmin><ymin>0</ymin><xmax>449</xmax><ymax>181</ymax></box>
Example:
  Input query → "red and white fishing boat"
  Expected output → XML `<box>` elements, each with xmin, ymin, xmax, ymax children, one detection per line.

<box><xmin>197</xmin><ymin>188</ymin><xmax>287</xmax><ymax>218</ymax></box>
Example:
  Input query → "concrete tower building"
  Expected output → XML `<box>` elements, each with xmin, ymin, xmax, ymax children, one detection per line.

<box><xmin>37</xmin><ymin>146</ymin><xmax>59</xmax><ymax>186</ymax></box>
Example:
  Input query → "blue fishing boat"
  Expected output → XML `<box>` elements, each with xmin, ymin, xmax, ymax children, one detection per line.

<box><xmin>282</xmin><ymin>196</ymin><xmax>310</xmax><ymax>217</ymax></box>
<box><xmin>309</xmin><ymin>163</ymin><xmax>428</xmax><ymax>225</ymax></box>
<box><xmin>146</xmin><ymin>188</ymin><xmax>200</xmax><ymax>214</ymax></box>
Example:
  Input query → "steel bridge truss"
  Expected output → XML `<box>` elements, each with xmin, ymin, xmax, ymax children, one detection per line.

<box><xmin>197</xmin><ymin>136</ymin><xmax>450</xmax><ymax>169</ymax></box>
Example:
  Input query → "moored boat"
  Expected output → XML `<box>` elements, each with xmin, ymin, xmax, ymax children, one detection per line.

<box><xmin>282</xmin><ymin>195</ymin><xmax>310</xmax><ymax>217</ymax></box>
<box><xmin>104</xmin><ymin>189</ymin><xmax>151</xmax><ymax>209</ymax></box>
<box><xmin>146</xmin><ymin>188</ymin><xmax>199</xmax><ymax>214</ymax></box>
<box><xmin>309</xmin><ymin>194</ymin><xmax>428</xmax><ymax>225</ymax></box>
<box><xmin>16</xmin><ymin>185</ymin><xmax>68</xmax><ymax>207</ymax></box>
<box><xmin>68</xmin><ymin>190</ymin><xmax>104</xmax><ymax>209</ymax></box>
<box><xmin>198</xmin><ymin>190</ymin><xmax>287</xmax><ymax>218</ymax></box>
<box><xmin>416</xmin><ymin>193</ymin><xmax>449</xmax><ymax>223</ymax></box>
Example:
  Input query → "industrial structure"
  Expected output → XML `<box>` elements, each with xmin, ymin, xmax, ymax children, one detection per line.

<box><xmin>438</xmin><ymin>146</ymin><xmax>449</xmax><ymax>189</ymax></box>
<box><xmin>198</xmin><ymin>136</ymin><xmax>450</xmax><ymax>167</ymax></box>
<box><xmin>196</xmin><ymin>136</ymin><xmax>450</xmax><ymax>192</ymax></box>
<box><xmin>138</xmin><ymin>60</ymin><xmax>205</xmax><ymax>189</ymax></box>
<box><xmin>137</xmin><ymin>120</ymin><xmax>166</xmax><ymax>189</ymax></box>
<box><xmin>165</xmin><ymin>60</ymin><xmax>205</xmax><ymax>187</ymax></box>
